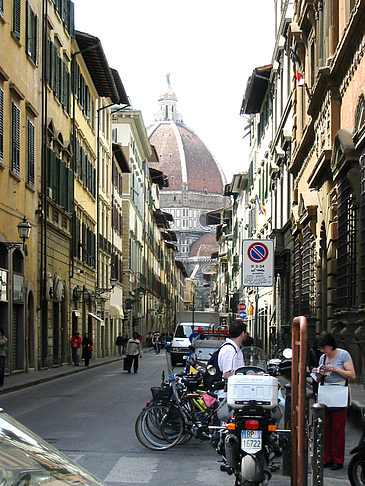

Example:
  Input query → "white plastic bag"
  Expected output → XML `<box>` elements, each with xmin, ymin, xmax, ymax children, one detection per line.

<box><xmin>317</xmin><ymin>384</ymin><xmax>348</xmax><ymax>408</ymax></box>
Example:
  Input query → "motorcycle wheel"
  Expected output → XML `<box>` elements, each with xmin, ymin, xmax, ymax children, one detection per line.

<box><xmin>348</xmin><ymin>454</ymin><xmax>365</xmax><ymax>486</ymax></box>
<box><xmin>135</xmin><ymin>404</ymin><xmax>185</xmax><ymax>451</ymax></box>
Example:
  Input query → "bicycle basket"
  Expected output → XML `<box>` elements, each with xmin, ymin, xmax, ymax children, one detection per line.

<box><xmin>151</xmin><ymin>386</ymin><xmax>173</xmax><ymax>403</ymax></box>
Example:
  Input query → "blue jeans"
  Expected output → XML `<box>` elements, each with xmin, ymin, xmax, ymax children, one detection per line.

<box><xmin>0</xmin><ymin>356</ymin><xmax>5</xmax><ymax>386</ymax></box>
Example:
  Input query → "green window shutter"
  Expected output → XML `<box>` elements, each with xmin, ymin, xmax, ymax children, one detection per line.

<box><xmin>34</xmin><ymin>14</ymin><xmax>39</xmax><ymax>66</ymax></box>
<box><xmin>69</xmin><ymin>1</ymin><xmax>74</xmax><ymax>37</ymax></box>
<box><xmin>91</xmin><ymin>100</ymin><xmax>95</xmax><ymax>130</ymax></box>
<box><xmin>27</xmin><ymin>119</ymin><xmax>35</xmax><ymax>186</ymax></box>
<box><xmin>92</xmin><ymin>167</ymin><xmax>96</xmax><ymax>197</ymax></box>
<box><xmin>48</xmin><ymin>149</ymin><xmax>57</xmax><ymax>200</ymax></box>
<box><xmin>85</xmin><ymin>155</ymin><xmax>89</xmax><ymax>189</ymax></box>
<box><xmin>80</xmin><ymin>146</ymin><xmax>85</xmax><ymax>184</ymax></box>
<box><xmin>11</xmin><ymin>102</ymin><xmax>20</xmax><ymax>176</ymax></box>
<box><xmin>0</xmin><ymin>0</ymin><xmax>4</xmax><ymax>16</ymax></box>
<box><xmin>74</xmin><ymin>214</ymin><xmax>80</xmax><ymax>259</ymax></box>
<box><xmin>52</xmin><ymin>44</ymin><xmax>57</xmax><ymax>92</ymax></box>
<box><xmin>13</xmin><ymin>0</ymin><xmax>21</xmax><ymax>38</ymax></box>
<box><xmin>75</xmin><ymin>138</ymin><xmax>80</xmax><ymax>176</ymax></box>
<box><xmin>66</xmin><ymin>72</ymin><xmax>71</xmax><ymax>114</ymax></box>
<box><xmin>26</xmin><ymin>1</ymin><xmax>32</xmax><ymax>56</ymax></box>
<box><xmin>55</xmin><ymin>156</ymin><xmax>61</xmax><ymax>204</ymax></box>
<box><xmin>91</xmin><ymin>231</ymin><xmax>95</xmax><ymax>268</ymax></box>
<box><xmin>67</xmin><ymin>167</ymin><xmax>74</xmax><ymax>213</ymax></box>
<box><xmin>59</xmin><ymin>159</ymin><xmax>67</xmax><ymax>208</ymax></box>
<box><xmin>82</xmin><ymin>223</ymin><xmax>86</xmax><ymax>262</ymax></box>
<box><xmin>0</xmin><ymin>88</ymin><xmax>3</xmax><ymax>163</ymax></box>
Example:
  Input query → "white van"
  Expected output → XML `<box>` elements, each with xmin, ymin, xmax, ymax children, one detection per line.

<box><xmin>170</xmin><ymin>322</ymin><xmax>214</xmax><ymax>366</ymax></box>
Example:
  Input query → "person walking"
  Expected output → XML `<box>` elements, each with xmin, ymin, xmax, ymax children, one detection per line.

<box><xmin>0</xmin><ymin>328</ymin><xmax>8</xmax><ymax>387</ymax></box>
<box><xmin>125</xmin><ymin>332</ymin><xmax>142</xmax><ymax>373</ymax></box>
<box><xmin>152</xmin><ymin>333</ymin><xmax>160</xmax><ymax>354</ymax></box>
<box><xmin>115</xmin><ymin>333</ymin><xmax>123</xmax><ymax>357</ymax></box>
<box><xmin>82</xmin><ymin>333</ymin><xmax>93</xmax><ymax>366</ymax></box>
<box><xmin>70</xmin><ymin>332</ymin><xmax>81</xmax><ymax>366</ymax></box>
<box><xmin>312</xmin><ymin>332</ymin><xmax>356</xmax><ymax>470</ymax></box>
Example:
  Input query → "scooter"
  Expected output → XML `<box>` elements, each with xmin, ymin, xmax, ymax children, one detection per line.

<box><xmin>348</xmin><ymin>405</ymin><xmax>365</xmax><ymax>486</ymax></box>
<box><xmin>213</xmin><ymin>356</ymin><xmax>286</xmax><ymax>485</ymax></box>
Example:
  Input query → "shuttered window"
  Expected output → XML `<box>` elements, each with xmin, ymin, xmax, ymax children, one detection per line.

<box><xmin>73</xmin><ymin>214</ymin><xmax>80</xmax><ymax>259</ymax></box>
<box><xmin>0</xmin><ymin>0</ymin><xmax>4</xmax><ymax>17</ymax></box>
<box><xmin>26</xmin><ymin>2</ymin><xmax>39</xmax><ymax>66</ymax></box>
<box><xmin>12</xmin><ymin>0</ymin><xmax>21</xmax><ymax>39</ymax></box>
<box><xmin>27</xmin><ymin>119</ymin><xmax>35</xmax><ymax>186</ymax></box>
<box><xmin>11</xmin><ymin>102</ymin><xmax>21</xmax><ymax>176</ymax></box>
<box><xmin>0</xmin><ymin>88</ymin><xmax>3</xmax><ymax>163</ymax></box>
<box><xmin>67</xmin><ymin>167</ymin><xmax>73</xmax><ymax>214</ymax></box>
<box><xmin>48</xmin><ymin>149</ymin><xmax>57</xmax><ymax>201</ymax></box>
<box><xmin>59</xmin><ymin>159</ymin><xmax>67</xmax><ymax>208</ymax></box>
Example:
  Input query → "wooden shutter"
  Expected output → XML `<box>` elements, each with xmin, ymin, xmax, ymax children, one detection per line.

<box><xmin>0</xmin><ymin>0</ymin><xmax>4</xmax><ymax>16</ymax></box>
<box><xmin>55</xmin><ymin>156</ymin><xmax>61</xmax><ymax>205</ymax></box>
<box><xmin>92</xmin><ymin>167</ymin><xmax>96</xmax><ymax>196</ymax></box>
<box><xmin>67</xmin><ymin>167</ymin><xmax>74</xmax><ymax>214</ymax></box>
<box><xmin>27</xmin><ymin>119</ymin><xmax>35</xmax><ymax>186</ymax></box>
<box><xmin>13</xmin><ymin>0</ymin><xmax>21</xmax><ymax>38</ymax></box>
<box><xmin>26</xmin><ymin>1</ymin><xmax>32</xmax><ymax>56</ymax></box>
<box><xmin>75</xmin><ymin>138</ymin><xmax>80</xmax><ymax>177</ymax></box>
<box><xmin>0</xmin><ymin>88</ymin><xmax>3</xmax><ymax>163</ymax></box>
<box><xmin>59</xmin><ymin>159</ymin><xmax>67</xmax><ymax>208</ymax></box>
<box><xmin>48</xmin><ymin>149</ymin><xmax>57</xmax><ymax>201</ymax></box>
<box><xmin>74</xmin><ymin>214</ymin><xmax>80</xmax><ymax>259</ymax></box>
<box><xmin>69</xmin><ymin>1</ymin><xmax>74</xmax><ymax>37</ymax></box>
<box><xmin>82</xmin><ymin>223</ymin><xmax>86</xmax><ymax>262</ymax></box>
<box><xmin>34</xmin><ymin>14</ymin><xmax>39</xmax><ymax>66</ymax></box>
<box><xmin>11</xmin><ymin>102</ymin><xmax>20</xmax><ymax>176</ymax></box>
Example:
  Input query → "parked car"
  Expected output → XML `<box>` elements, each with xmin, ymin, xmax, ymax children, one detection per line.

<box><xmin>0</xmin><ymin>408</ymin><xmax>108</xmax><ymax>486</ymax></box>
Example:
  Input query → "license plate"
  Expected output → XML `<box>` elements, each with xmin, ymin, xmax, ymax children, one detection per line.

<box><xmin>241</xmin><ymin>430</ymin><xmax>262</xmax><ymax>453</ymax></box>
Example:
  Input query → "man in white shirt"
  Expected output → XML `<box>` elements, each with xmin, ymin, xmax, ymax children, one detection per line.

<box><xmin>217</xmin><ymin>320</ymin><xmax>247</xmax><ymax>399</ymax></box>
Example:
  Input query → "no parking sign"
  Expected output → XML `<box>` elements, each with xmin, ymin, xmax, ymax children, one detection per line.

<box><xmin>242</xmin><ymin>239</ymin><xmax>274</xmax><ymax>287</ymax></box>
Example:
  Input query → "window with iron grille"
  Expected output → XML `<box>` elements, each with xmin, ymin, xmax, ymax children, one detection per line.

<box><xmin>360</xmin><ymin>155</ymin><xmax>365</xmax><ymax>304</ymax></box>
<box><xmin>293</xmin><ymin>236</ymin><xmax>302</xmax><ymax>316</ymax></box>
<box><xmin>301</xmin><ymin>224</ymin><xmax>316</xmax><ymax>317</ymax></box>
<box><xmin>337</xmin><ymin>175</ymin><xmax>358</xmax><ymax>308</ymax></box>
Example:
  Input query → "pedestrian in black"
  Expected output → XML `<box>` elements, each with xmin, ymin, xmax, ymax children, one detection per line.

<box><xmin>115</xmin><ymin>333</ymin><xmax>123</xmax><ymax>356</ymax></box>
<box><xmin>125</xmin><ymin>332</ymin><xmax>142</xmax><ymax>373</ymax></box>
<box><xmin>82</xmin><ymin>333</ymin><xmax>93</xmax><ymax>367</ymax></box>
<box><xmin>0</xmin><ymin>328</ymin><xmax>7</xmax><ymax>387</ymax></box>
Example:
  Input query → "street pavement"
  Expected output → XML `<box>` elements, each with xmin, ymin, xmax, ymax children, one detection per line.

<box><xmin>0</xmin><ymin>349</ymin><xmax>363</xmax><ymax>485</ymax></box>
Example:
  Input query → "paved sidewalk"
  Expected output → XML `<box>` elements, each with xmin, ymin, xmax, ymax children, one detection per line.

<box><xmin>0</xmin><ymin>348</ymin><xmax>154</xmax><ymax>395</ymax></box>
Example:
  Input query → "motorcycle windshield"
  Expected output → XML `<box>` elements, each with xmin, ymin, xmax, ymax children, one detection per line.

<box><xmin>242</xmin><ymin>346</ymin><xmax>268</xmax><ymax>371</ymax></box>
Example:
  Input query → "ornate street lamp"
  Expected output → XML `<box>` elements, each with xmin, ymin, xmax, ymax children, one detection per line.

<box><xmin>96</xmin><ymin>277</ymin><xmax>117</xmax><ymax>296</ymax></box>
<box><xmin>1</xmin><ymin>217</ymin><xmax>32</xmax><ymax>255</ymax></box>
<box><xmin>73</xmin><ymin>285</ymin><xmax>82</xmax><ymax>301</ymax></box>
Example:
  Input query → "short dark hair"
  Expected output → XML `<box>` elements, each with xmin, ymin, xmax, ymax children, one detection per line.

<box><xmin>229</xmin><ymin>320</ymin><xmax>247</xmax><ymax>338</ymax></box>
<box><xmin>317</xmin><ymin>333</ymin><xmax>337</xmax><ymax>350</ymax></box>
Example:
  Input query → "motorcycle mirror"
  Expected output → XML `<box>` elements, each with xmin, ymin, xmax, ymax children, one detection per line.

<box><xmin>207</xmin><ymin>365</ymin><xmax>216</xmax><ymax>375</ymax></box>
<box><xmin>282</xmin><ymin>348</ymin><xmax>292</xmax><ymax>359</ymax></box>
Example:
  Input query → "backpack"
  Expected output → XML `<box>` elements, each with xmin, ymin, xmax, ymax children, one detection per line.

<box><xmin>203</xmin><ymin>342</ymin><xmax>236</xmax><ymax>389</ymax></box>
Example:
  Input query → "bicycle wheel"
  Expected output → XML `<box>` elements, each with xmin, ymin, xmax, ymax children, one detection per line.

<box><xmin>135</xmin><ymin>404</ymin><xmax>185</xmax><ymax>451</ymax></box>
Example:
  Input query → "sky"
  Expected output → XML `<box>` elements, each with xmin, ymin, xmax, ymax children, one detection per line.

<box><xmin>75</xmin><ymin>1</ymin><xmax>275</xmax><ymax>183</ymax></box>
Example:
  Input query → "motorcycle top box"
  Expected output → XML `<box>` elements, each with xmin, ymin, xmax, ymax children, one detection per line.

<box><xmin>227</xmin><ymin>374</ymin><xmax>279</xmax><ymax>409</ymax></box>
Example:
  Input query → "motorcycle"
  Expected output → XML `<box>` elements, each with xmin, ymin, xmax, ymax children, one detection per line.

<box><xmin>267</xmin><ymin>348</ymin><xmax>292</xmax><ymax>379</ymax></box>
<box><xmin>212</xmin><ymin>347</ymin><xmax>289</xmax><ymax>486</ymax></box>
<box><xmin>348</xmin><ymin>406</ymin><xmax>365</xmax><ymax>486</ymax></box>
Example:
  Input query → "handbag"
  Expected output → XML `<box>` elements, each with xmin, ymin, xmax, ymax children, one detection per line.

<box><xmin>317</xmin><ymin>383</ymin><xmax>349</xmax><ymax>408</ymax></box>
<box><xmin>317</xmin><ymin>356</ymin><xmax>349</xmax><ymax>408</ymax></box>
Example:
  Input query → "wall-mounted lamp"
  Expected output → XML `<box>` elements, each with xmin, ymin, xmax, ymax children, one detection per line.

<box><xmin>96</xmin><ymin>277</ymin><xmax>117</xmax><ymax>296</ymax></box>
<box><xmin>73</xmin><ymin>285</ymin><xmax>82</xmax><ymax>301</ymax></box>
<box><xmin>83</xmin><ymin>288</ymin><xmax>90</xmax><ymax>302</ymax></box>
<box><xmin>1</xmin><ymin>217</ymin><xmax>32</xmax><ymax>255</ymax></box>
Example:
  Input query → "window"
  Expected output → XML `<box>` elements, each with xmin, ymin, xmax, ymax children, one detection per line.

<box><xmin>26</xmin><ymin>1</ymin><xmax>39</xmax><ymax>65</ymax></box>
<box><xmin>27</xmin><ymin>119</ymin><xmax>35</xmax><ymax>186</ymax></box>
<box><xmin>0</xmin><ymin>88</ymin><xmax>3</xmax><ymax>163</ymax></box>
<box><xmin>11</xmin><ymin>102</ymin><xmax>21</xmax><ymax>176</ymax></box>
<box><xmin>0</xmin><ymin>0</ymin><xmax>4</xmax><ymax>16</ymax></box>
<box><xmin>12</xmin><ymin>0</ymin><xmax>21</xmax><ymax>39</ymax></box>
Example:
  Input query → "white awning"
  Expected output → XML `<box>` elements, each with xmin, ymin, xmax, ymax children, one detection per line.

<box><xmin>88</xmin><ymin>312</ymin><xmax>104</xmax><ymax>323</ymax></box>
<box><xmin>110</xmin><ymin>305</ymin><xmax>124</xmax><ymax>319</ymax></box>
<box><xmin>72</xmin><ymin>310</ymin><xmax>80</xmax><ymax>317</ymax></box>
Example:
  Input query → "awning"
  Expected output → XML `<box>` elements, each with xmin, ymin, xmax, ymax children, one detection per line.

<box><xmin>72</xmin><ymin>309</ymin><xmax>80</xmax><ymax>317</ymax></box>
<box><xmin>110</xmin><ymin>305</ymin><xmax>124</xmax><ymax>319</ymax></box>
<box><xmin>88</xmin><ymin>312</ymin><xmax>104</xmax><ymax>323</ymax></box>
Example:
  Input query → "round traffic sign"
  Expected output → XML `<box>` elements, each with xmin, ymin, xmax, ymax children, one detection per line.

<box><xmin>238</xmin><ymin>303</ymin><xmax>246</xmax><ymax>311</ymax></box>
<box><xmin>238</xmin><ymin>311</ymin><xmax>247</xmax><ymax>320</ymax></box>
<box><xmin>247</xmin><ymin>243</ymin><xmax>269</xmax><ymax>263</ymax></box>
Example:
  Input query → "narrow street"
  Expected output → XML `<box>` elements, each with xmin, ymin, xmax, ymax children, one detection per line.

<box><xmin>0</xmin><ymin>350</ymin><xmax>358</xmax><ymax>485</ymax></box>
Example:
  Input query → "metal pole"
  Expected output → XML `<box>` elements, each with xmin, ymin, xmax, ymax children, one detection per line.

<box><xmin>311</xmin><ymin>403</ymin><xmax>326</xmax><ymax>486</ymax></box>
<box><xmin>254</xmin><ymin>288</ymin><xmax>259</xmax><ymax>347</ymax></box>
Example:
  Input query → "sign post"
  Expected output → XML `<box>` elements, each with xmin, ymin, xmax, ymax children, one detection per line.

<box><xmin>242</xmin><ymin>240</ymin><xmax>274</xmax><ymax>346</ymax></box>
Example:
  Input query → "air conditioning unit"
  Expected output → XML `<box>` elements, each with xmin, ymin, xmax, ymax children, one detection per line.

<box><xmin>46</xmin><ymin>187</ymin><xmax>53</xmax><ymax>199</ymax></box>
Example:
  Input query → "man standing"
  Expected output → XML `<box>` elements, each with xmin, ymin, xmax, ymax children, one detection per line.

<box><xmin>0</xmin><ymin>328</ymin><xmax>7</xmax><ymax>386</ymax></box>
<box><xmin>217</xmin><ymin>320</ymin><xmax>247</xmax><ymax>398</ymax></box>
<box><xmin>70</xmin><ymin>332</ymin><xmax>81</xmax><ymax>366</ymax></box>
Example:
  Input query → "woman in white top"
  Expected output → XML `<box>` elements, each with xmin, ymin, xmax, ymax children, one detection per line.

<box><xmin>125</xmin><ymin>332</ymin><xmax>142</xmax><ymax>373</ymax></box>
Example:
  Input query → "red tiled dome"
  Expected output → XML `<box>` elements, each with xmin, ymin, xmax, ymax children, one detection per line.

<box><xmin>189</xmin><ymin>233</ymin><xmax>219</xmax><ymax>257</ymax></box>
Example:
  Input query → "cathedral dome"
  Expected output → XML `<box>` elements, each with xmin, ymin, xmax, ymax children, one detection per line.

<box><xmin>147</xmin><ymin>78</ymin><xmax>225</xmax><ymax>193</ymax></box>
<box><xmin>189</xmin><ymin>233</ymin><xmax>218</xmax><ymax>258</ymax></box>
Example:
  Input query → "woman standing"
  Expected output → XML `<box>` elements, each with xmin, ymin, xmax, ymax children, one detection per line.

<box><xmin>312</xmin><ymin>333</ymin><xmax>355</xmax><ymax>470</ymax></box>
<box><xmin>82</xmin><ymin>333</ymin><xmax>93</xmax><ymax>367</ymax></box>
<box><xmin>125</xmin><ymin>332</ymin><xmax>142</xmax><ymax>373</ymax></box>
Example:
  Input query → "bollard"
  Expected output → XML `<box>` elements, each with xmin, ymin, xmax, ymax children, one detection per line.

<box><xmin>311</xmin><ymin>403</ymin><xmax>326</xmax><ymax>486</ymax></box>
<box><xmin>282</xmin><ymin>383</ymin><xmax>292</xmax><ymax>476</ymax></box>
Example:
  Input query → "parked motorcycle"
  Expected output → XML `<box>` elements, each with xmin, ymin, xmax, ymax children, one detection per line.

<box><xmin>212</xmin><ymin>347</ymin><xmax>290</xmax><ymax>486</ymax></box>
<box><xmin>348</xmin><ymin>406</ymin><xmax>365</xmax><ymax>486</ymax></box>
<box><xmin>267</xmin><ymin>348</ymin><xmax>292</xmax><ymax>379</ymax></box>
